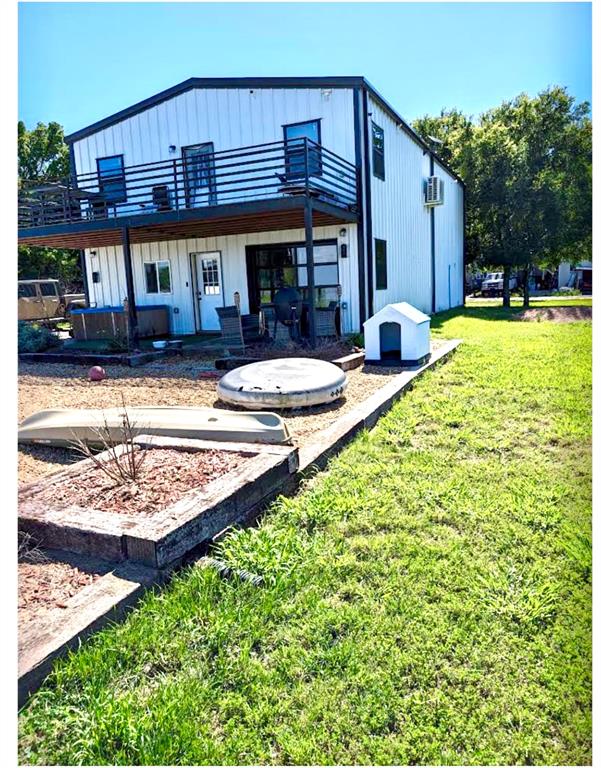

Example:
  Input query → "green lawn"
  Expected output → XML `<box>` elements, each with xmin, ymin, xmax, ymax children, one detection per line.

<box><xmin>466</xmin><ymin>295</ymin><xmax>592</xmax><ymax>308</ymax></box>
<box><xmin>19</xmin><ymin>306</ymin><xmax>592</xmax><ymax>765</ymax></box>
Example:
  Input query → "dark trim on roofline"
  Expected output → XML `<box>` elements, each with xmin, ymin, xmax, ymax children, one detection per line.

<box><xmin>64</xmin><ymin>77</ymin><xmax>365</xmax><ymax>144</ymax></box>
<box><xmin>63</xmin><ymin>76</ymin><xmax>464</xmax><ymax>185</ymax></box>
<box><xmin>429</xmin><ymin>153</ymin><xmax>436</xmax><ymax>314</ymax></box>
<box><xmin>362</xmin><ymin>89</ymin><xmax>374</xmax><ymax>319</ymax></box>
<box><xmin>362</xmin><ymin>79</ymin><xmax>464</xmax><ymax>186</ymax></box>
<box><xmin>352</xmin><ymin>87</ymin><xmax>366</xmax><ymax>327</ymax></box>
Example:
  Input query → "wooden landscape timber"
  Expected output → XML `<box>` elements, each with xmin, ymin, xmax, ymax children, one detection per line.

<box><xmin>19</xmin><ymin>437</ymin><xmax>299</xmax><ymax>568</ymax></box>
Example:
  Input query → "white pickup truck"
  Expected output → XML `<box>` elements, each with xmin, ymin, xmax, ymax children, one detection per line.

<box><xmin>18</xmin><ymin>279</ymin><xmax>85</xmax><ymax>324</ymax></box>
<box><xmin>480</xmin><ymin>272</ymin><xmax>517</xmax><ymax>297</ymax></box>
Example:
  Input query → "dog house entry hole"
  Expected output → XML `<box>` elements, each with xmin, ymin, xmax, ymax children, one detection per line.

<box><xmin>380</xmin><ymin>321</ymin><xmax>401</xmax><ymax>362</ymax></box>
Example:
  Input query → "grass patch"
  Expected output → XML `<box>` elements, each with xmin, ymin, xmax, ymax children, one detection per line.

<box><xmin>466</xmin><ymin>296</ymin><xmax>592</xmax><ymax>308</ymax></box>
<box><xmin>19</xmin><ymin>307</ymin><xmax>592</xmax><ymax>765</ymax></box>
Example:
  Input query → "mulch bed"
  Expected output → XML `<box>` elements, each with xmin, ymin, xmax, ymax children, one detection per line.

<box><xmin>25</xmin><ymin>447</ymin><xmax>244</xmax><ymax>518</ymax></box>
<box><xmin>244</xmin><ymin>339</ymin><xmax>355</xmax><ymax>361</ymax></box>
<box><xmin>19</xmin><ymin>559</ymin><xmax>100</xmax><ymax>630</ymax></box>
<box><xmin>516</xmin><ymin>306</ymin><xmax>592</xmax><ymax>323</ymax></box>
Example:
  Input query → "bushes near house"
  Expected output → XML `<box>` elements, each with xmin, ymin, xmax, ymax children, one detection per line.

<box><xmin>18</xmin><ymin>321</ymin><xmax>61</xmax><ymax>353</ymax></box>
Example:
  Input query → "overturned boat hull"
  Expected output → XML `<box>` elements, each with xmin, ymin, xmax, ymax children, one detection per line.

<box><xmin>18</xmin><ymin>406</ymin><xmax>291</xmax><ymax>446</ymax></box>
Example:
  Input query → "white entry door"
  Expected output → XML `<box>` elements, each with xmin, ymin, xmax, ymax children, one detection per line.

<box><xmin>194</xmin><ymin>251</ymin><xmax>224</xmax><ymax>331</ymax></box>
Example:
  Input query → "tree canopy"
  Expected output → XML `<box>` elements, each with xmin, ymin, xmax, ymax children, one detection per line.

<box><xmin>414</xmin><ymin>86</ymin><xmax>592</xmax><ymax>304</ymax></box>
<box><xmin>18</xmin><ymin>121</ymin><xmax>81</xmax><ymax>288</ymax></box>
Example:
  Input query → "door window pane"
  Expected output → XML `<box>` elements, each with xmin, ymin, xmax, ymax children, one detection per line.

<box><xmin>201</xmin><ymin>257</ymin><xmax>220</xmax><ymax>295</ymax></box>
<box><xmin>183</xmin><ymin>144</ymin><xmax>216</xmax><ymax>206</ymax></box>
<box><xmin>283</xmin><ymin>120</ymin><xmax>322</xmax><ymax>179</ymax></box>
<box><xmin>97</xmin><ymin>155</ymin><xmax>126</xmax><ymax>202</ymax></box>
<box><xmin>296</xmin><ymin>244</ymin><xmax>337</xmax><ymax>265</ymax></box>
<box><xmin>314</xmin><ymin>264</ymin><xmax>339</xmax><ymax>285</ymax></box>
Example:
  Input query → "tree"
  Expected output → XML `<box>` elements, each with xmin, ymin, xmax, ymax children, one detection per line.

<box><xmin>18</xmin><ymin>120</ymin><xmax>70</xmax><ymax>181</ymax></box>
<box><xmin>18</xmin><ymin>121</ymin><xmax>82</xmax><ymax>289</ymax></box>
<box><xmin>413</xmin><ymin>87</ymin><xmax>592</xmax><ymax>307</ymax></box>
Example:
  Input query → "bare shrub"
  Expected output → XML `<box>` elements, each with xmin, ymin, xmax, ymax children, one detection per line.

<box><xmin>18</xmin><ymin>532</ymin><xmax>49</xmax><ymax>564</ymax></box>
<box><xmin>69</xmin><ymin>395</ymin><xmax>149</xmax><ymax>487</ymax></box>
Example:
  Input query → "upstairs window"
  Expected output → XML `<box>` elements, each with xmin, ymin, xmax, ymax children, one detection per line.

<box><xmin>372</xmin><ymin>122</ymin><xmax>385</xmax><ymax>180</ymax></box>
<box><xmin>144</xmin><ymin>260</ymin><xmax>172</xmax><ymax>294</ymax></box>
<box><xmin>97</xmin><ymin>155</ymin><xmax>126</xmax><ymax>203</ymax></box>
<box><xmin>375</xmin><ymin>238</ymin><xmax>387</xmax><ymax>290</ymax></box>
<box><xmin>283</xmin><ymin>119</ymin><xmax>322</xmax><ymax>179</ymax></box>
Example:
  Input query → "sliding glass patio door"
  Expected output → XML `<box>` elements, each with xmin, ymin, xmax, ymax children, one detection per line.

<box><xmin>245</xmin><ymin>240</ymin><xmax>339</xmax><ymax>314</ymax></box>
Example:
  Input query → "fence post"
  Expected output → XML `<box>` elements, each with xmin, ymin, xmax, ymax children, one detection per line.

<box><xmin>173</xmin><ymin>159</ymin><xmax>179</xmax><ymax>210</ymax></box>
<box><xmin>304</xmin><ymin>137</ymin><xmax>310</xmax><ymax>194</ymax></box>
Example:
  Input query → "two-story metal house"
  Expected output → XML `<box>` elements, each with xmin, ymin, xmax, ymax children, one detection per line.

<box><xmin>18</xmin><ymin>76</ymin><xmax>465</xmax><ymax>344</ymax></box>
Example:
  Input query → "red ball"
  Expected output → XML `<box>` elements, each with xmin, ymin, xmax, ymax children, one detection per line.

<box><xmin>88</xmin><ymin>366</ymin><xmax>106</xmax><ymax>381</ymax></box>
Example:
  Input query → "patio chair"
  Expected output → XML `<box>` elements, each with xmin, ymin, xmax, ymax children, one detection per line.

<box><xmin>315</xmin><ymin>303</ymin><xmax>339</xmax><ymax>338</ymax></box>
<box><xmin>216</xmin><ymin>306</ymin><xmax>245</xmax><ymax>353</ymax></box>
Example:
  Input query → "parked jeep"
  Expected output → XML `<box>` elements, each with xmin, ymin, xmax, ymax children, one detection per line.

<box><xmin>18</xmin><ymin>279</ymin><xmax>85</xmax><ymax>323</ymax></box>
<box><xmin>480</xmin><ymin>272</ymin><xmax>517</xmax><ymax>297</ymax></box>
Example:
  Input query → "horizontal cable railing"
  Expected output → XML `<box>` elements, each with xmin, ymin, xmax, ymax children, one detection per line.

<box><xmin>18</xmin><ymin>138</ymin><xmax>358</xmax><ymax>230</ymax></box>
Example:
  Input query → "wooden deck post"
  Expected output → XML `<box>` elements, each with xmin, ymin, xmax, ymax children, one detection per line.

<box><xmin>304</xmin><ymin>198</ymin><xmax>317</xmax><ymax>348</ymax></box>
<box><xmin>121</xmin><ymin>226</ymin><xmax>139</xmax><ymax>348</ymax></box>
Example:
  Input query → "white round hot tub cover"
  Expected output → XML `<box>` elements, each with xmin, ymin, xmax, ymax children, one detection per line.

<box><xmin>217</xmin><ymin>357</ymin><xmax>348</xmax><ymax>409</ymax></box>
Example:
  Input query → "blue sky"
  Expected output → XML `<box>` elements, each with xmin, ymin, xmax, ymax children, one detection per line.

<box><xmin>18</xmin><ymin>2</ymin><xmax>591</xmax><ymax>134</ymax></box>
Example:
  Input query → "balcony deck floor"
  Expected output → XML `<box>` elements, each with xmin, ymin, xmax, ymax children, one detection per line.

<box><xmin>19</xmin><ymin>191</ymin><xmax>358</xmax><ymax>250</ymax></box>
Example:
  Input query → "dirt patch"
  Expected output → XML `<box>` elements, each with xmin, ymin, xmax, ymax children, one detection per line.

<box><xmin>516</xmin><ymin>306</ymin><xmax>592</xmax><ymax>323</ymax></box>
<box><xmin>19</xmin><ymin>558</ymin><xmax>100</xmax><ymax>631</ymax></box>
<box><xmin>24</xmin><ymin>447</ymin><xmax>244</xmax><ymax>518</ymax></box>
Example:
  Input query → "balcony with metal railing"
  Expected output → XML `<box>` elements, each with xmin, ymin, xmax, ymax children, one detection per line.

<box><xmin>18</xmin><ymin>138</ymin><xmax>358</xmax><ymax>248</ymax></box>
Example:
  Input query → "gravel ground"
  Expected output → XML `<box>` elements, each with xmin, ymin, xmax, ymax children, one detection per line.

<box><xmin>18</xmin><ymin>352</ymin><xmax>423</xmax><ymax>485</ymax></box>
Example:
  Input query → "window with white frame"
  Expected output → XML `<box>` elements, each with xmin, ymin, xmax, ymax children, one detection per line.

<box><xmin>144</xmin><ymin>260</ymin><xmax>172</xmax><ymax>294</ymax></box>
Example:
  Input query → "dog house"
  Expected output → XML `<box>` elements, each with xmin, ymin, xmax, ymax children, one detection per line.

<box><xmin>364</xmin><ymin>302</ymin><xmax>431</xmax><ymax>366</ymax></box>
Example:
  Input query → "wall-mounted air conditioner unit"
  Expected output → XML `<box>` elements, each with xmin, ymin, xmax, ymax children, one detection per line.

<box><xmin>424</xmin><ymin>176</ymin><xmax>444</xmax><ymax>206</ymax></box>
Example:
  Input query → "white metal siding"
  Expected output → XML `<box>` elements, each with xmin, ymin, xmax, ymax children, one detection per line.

<box><xmin>84</xmin><ymin>223</ymin><xmax>360</xmax><ymax>335</ymax></box>
<box><xmin>433</xmin><ymin>160</ymin><xmax>464</xmax><ymax>312</ymax></box>
<box><xmin>367</xmin><ymin>96</ymin><xmax>433</xmax><ymax>316</ymax></box>
<box><xmin>72</xmin><ymin>87</ymin><xmax>356</xmax><ymax>176</ymax></box>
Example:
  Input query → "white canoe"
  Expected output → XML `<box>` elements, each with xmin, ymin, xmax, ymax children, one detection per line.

<box><xmin>18</xmin><ymin>406</ymin><xmax>291</xmax><ymax>446</ymax></box>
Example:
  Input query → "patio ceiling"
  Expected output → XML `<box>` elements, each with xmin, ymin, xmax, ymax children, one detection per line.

<box><xmin>18</xmin><ymin>197</ymin><xmax>358</xmax><ymax>250</ymax></box>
